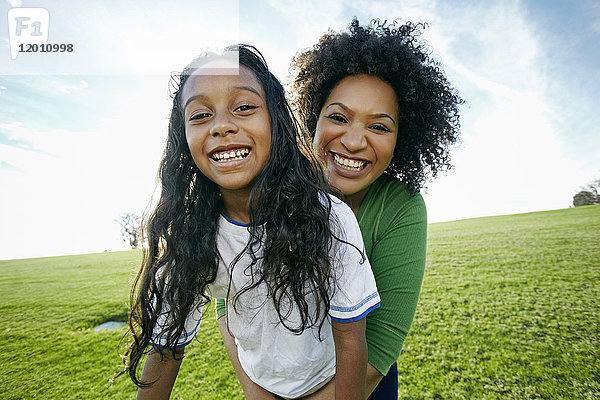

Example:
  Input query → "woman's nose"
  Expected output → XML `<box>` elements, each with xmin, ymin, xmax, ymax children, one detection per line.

<box><xmin>340</xmin><ymin>126</ymin><xmax>367</xmax><ymax>152</ymax></box>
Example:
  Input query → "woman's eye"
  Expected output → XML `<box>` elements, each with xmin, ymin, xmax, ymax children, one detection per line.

<box><xmin>326</xmin><ymin>114</ymin><xmax>347</xmax><ymax>123</ymax></box>
<box><xmin>189</xmin><ymin>112</ymin><xmax>211</xmax><ymax>121</ymax></box>
<box><xmin>370</xmin><ymin>124</ymin><xmax>391</xmax><ymax>132</ymax></box>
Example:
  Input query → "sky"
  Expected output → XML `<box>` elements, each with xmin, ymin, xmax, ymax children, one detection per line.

<box><xmin>1</xmin><ymin>0</ymin><xmax>598</xmax><ymax>260</ymax></box>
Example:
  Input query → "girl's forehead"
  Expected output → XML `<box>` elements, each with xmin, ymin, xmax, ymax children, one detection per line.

<box><xmin>181</xmin><ymin>65</ymin><xmax>264</xmax><ymax>103</ymax></box>
<box><xmin>196</xmin><ymin>56</ymin><xmax>239</xmax><ymax>71</ymax></box>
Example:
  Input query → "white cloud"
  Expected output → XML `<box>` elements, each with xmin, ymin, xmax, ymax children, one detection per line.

<box><xmin>266</xmin><ymin>0</ymin><xmax>346</xmax><ymax>47</ymax></box>
<box><xmin>0</xmin><ymin>121</ymin><xmax>91</xmax><ymax>156</ymax></box>
<box><xmin>428</xmin><ymin>94</ymin><xmax>585</xmax><ymax>217</ymax></box>
<box><xmin>56</xmin><ymin>79</ymin><xmax>88</xmax><ymax>95</ymax></box>
<box><xmin>418</xmin><ymin>0</ymin><xmax>593</xmax><ymax>221</ymax></box>
<box><xmin>0</xmin><ymin>75</ymin><xmax>168</xmax><ymax>260</ymax></box>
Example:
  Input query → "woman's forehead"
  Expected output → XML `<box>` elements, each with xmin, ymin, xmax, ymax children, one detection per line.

<box><xmin>325</xmin><ymin>74</ymin><xmax>398</xmax><ymax>115</ymax></box>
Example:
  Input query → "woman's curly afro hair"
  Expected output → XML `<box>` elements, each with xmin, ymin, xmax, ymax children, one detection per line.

<box><xmin>291</xmin><ymin>18</ymin><xmax>463</xmax><ymax>194</ymax></box>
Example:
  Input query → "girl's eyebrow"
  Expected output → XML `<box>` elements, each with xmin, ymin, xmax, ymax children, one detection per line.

<box><xmin>234</xmin><ymin>86</ymin><xmax>262</xmax><ymax>97</ymax></box>
<box><xmin>184</xmin><ymin>94</ymin><xmax>208</xmax><ymax>112</ymax></box>
<box><xmin>183</xmin><ymin>86</ymin><xmax>263</xmax><ymax>112</ymax></box>
<box><xmin>324</xmin><ymin>102</ymin><xmax>396</xmax><ymax>126</ymax></box>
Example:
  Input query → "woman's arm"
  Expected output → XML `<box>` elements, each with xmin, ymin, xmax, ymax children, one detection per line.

<box><xmin>364</xmin><ymin>204</ymin><xmax>426</xmax><ymax>375</ymax></box>
<box><xmin>136</xmin><ymin>348</ymin><xmax>183</xmax><ymax>400</ymax></box>
<box><xmin>217</xmin><ymin>316</ymin><xmax>281</xmax><ymax>400</ymax></box>
<box><xmin>331</xmin><ymin>318</ymin><xmax>367</xmax><ymax>400</ymax></box>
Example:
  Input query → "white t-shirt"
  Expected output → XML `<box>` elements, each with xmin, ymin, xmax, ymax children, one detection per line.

<box><xmin>150</xmin><ymin>195</ymin><xmax>380</xmax><ymax>398</ymax></box>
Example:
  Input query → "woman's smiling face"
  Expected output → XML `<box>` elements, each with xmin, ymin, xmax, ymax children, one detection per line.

<box><xmin>182</xmin><ymin>65</ymin><xmax>271</xmax><ymax>196</ymax></box>
<box><xmin>313</xmin><ymin>74</ymin><xmax>398</xmax><ymax>208</ymax></box>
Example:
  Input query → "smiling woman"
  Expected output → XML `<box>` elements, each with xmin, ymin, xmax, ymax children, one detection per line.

<box><xmin>314</xmin><ymin>74</ymin><xmax>399</xmax><ymax>214</ymax></box>
<box><xmin>288</xmin><ymin>18</ymin><xmax>464</xmax><ymax>399</ymax></box>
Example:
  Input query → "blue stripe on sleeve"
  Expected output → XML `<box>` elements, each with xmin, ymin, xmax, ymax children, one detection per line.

<box><xmin>330</xmin><ymin>292</ymin><xmax>379</xmax><ymax>313</ymax></box>
<box><xmin>149</xmin><ymin>318</ymin><xmax>202</xmax><ymax>349</ymax></box>
<box><xmin>330</xmin><ymin>302</ymin><xmax>380</xmax><ymax>323</ymax></box>
<box><xmin>150</xmin><ymin>336</ymin><xmax>195</xmax><ymax>350</ymax></box>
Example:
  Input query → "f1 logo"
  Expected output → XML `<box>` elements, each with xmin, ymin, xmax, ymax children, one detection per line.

<box><xmin>7</xmin><ymin>8</ymin><xmax>49</xmax><ymax>60</ymax></box>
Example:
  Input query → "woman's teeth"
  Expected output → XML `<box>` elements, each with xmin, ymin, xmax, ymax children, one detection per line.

<box><xmin>212</xmin><ymin>148</ymin><xmax>249</xmax><ymax>162</ymax></box>
<box><xmin>334</xmin><ymin>153</ymin><xmax>366</xmax><ymax>171</ymax></box>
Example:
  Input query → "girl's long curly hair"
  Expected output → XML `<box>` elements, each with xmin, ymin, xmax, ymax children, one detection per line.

<box><xmin>291</xmin><ymin>18</ymin><xmax>463</xmax><ymax>194</ymax></box>
<box><xmin>125</xmin><ymin>44</ymin><xmax>339</xmax><ymax>386</ymax></box>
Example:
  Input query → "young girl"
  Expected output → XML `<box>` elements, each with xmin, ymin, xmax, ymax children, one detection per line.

<box><xmin>125</xmin><ymin>45</ymin><xmax>380</xmax><ymax>400</ymax></box>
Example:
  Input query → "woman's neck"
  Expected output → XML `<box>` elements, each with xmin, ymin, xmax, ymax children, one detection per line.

<box><xmin>343</xmin><ymin>186</ymin><xmax>370</xmax><ymax>216</ymax></box>
<box><xmin>220</xmin><ymin>188</ymin><xmax>252</xmax><ymax>224</ymax></box>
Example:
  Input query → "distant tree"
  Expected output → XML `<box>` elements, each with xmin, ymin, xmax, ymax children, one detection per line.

<box><xmin>572</xmin><ymin>176</ymin><xmax>600</xmax><ymax>207</ymax></box>
<box><xmin>587</xmin><ymin>178</ymin><xmax>600</xmax><ymax>199</ymax></box>
<box><xmin>115</xmin><ymin>213</ymin><xmax>141</xmax><ymax>249</ymax></box>
<box><xmin>573</xmin><ymin>190</ymin><xmax>598</xmax><ymax>207</ymax></box>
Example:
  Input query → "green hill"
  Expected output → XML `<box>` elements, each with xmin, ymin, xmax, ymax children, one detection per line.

<box><xmin>1</xmin><ymin>205</ymin><xmax>598</xmax><ymax>399</ymax></box>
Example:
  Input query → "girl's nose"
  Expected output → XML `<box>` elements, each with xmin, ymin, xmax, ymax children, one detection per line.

<box><xmin>210</xmin><ymin>115</ymin><xmax>238</xmax><ymax>137</ymax></box>
<box><xmin>340</xmin><ymin>127</ymin><xmax>367</xmax><ymax>152</ymax></box>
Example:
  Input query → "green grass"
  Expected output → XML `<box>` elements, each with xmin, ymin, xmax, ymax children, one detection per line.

<box><xmin>0</xmin><ymin>205</ymin><xmax>598</xmax><ymax>399</ymax></box>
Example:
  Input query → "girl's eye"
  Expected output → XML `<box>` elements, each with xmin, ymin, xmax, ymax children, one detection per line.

<box><xmin>326</xmin><ymin>114</ymin><xmax>347</xmax><ymax>123</ymax></box>
<box><xmin>236</xmin><ymin>104</ymin><xmax>258</xmax><ymax>113</ymax></box>
<box><xmin>189</xmin><ymin>112</ymin><xmax>211</xmax><ymax>121</ymax></box>
<box><xmin>370</xmin><ymin>123</ymin><xmax>391</xmax><ymax>133</ymax></box>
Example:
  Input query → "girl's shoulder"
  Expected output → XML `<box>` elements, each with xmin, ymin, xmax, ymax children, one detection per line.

<box><xmin>320</xmin><ymin>192</ymin><xmax>364</xmax><ymax>244</ymax></box>
<box><xmin>323</xmin><ymin>192</ymin><xmax>357</xmax><ymax>223</ymax></box>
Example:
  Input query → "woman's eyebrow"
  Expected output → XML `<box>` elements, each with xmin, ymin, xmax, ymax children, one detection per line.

<box><xmin>324</xmin><ymin>102</ymin><xmax>351</xmax><ymax>113</ymax></box>
<box><xmin>370</xmin><ymin>113</ymin><xmax>396</xmax><ymax>126</ymax></box>
<box><xmin>325</xmin><ymin>102</ymin><xmax>396</xmax><ymax>125</ymax></box>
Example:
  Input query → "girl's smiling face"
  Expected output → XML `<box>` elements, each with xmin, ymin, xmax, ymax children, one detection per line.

<box><xmin>313</xmin><ymin>74</ymin><xmax>399</xmax><ymax>210</ymax></box>
<box><xmin>182</xmin><ymin>66</ymin><xmax>271</xmax><ymax>197</ymax></box>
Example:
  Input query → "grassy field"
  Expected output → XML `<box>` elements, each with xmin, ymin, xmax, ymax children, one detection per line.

<box><xmin>0</xmin><ymin>205</ymin><xmax>598</xmax><ymax>399</ymax></box>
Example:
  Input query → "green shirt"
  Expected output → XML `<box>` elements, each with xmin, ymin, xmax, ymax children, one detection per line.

<box><xmin>215</xmin><ymin>174</ymin><xmax>427</xmax><ymax>376</ymax></box>
<box><xmin>358</xmin><ymin>173</ymin><xmax>427</xmax><ymax>375</ymax></box>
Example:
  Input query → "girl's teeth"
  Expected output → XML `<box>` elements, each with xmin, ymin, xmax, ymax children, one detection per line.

<box><xmin>213</xmin><ymin>148</ymin><xmax>249</xmax><ymax>162</ymax></box>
